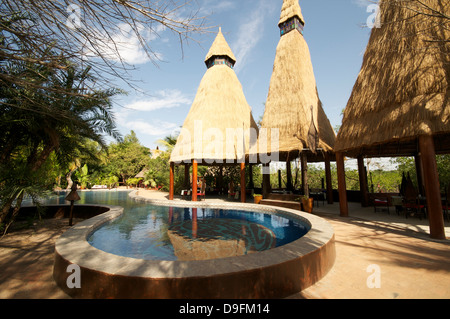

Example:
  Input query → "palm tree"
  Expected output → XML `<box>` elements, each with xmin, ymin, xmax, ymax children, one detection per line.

<box><xmin>0</xmin><ymin>56</ymin><xmax>123</xmax><ymax>231</ymax></box>
<box><xmin>156</xmin><ymin>133</ymin><xmax>179</xmax><ymax>153</ymax></box>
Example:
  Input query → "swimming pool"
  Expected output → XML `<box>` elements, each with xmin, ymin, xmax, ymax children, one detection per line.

<box><xmin>53</xmin><ymin>190</ymin><xmax>336</xmax><ymax>298</ymax></box>
<box><xmin>46</xmin><ymin>190</ymin><xmax>309</xmax><ymax>261</ymax></box>
<box><xmin>87</xmin><ymin>205</ymin><xmax>310</xmax><ymax>261</ymax></box>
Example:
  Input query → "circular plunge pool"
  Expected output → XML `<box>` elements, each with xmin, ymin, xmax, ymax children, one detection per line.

<box><xmin>53</xmin><ymin>192</ymin><xmax>335</xmax><ymax>299</ymax></box>
<box><xmin>87</xmin><ymin>206</ymin><xmax>310</xmax><ymax>261</ymax></box>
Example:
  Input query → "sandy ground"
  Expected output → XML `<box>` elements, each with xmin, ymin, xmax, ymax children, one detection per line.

<box><xmin>0</xmin><ymin>190</ymin><xmax>449</xmax><ymax>299</ymax></box>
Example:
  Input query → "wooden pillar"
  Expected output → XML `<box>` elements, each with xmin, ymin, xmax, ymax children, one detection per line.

<box><xmin>278</xmin><ymin>169</ymin><xmax>282</xmax><ymax>189</ymax></box>
<box><xmin>357</xmin><ymin>156</ymin><xmax>369</xmax><ymax>207</ymax></box>
<box><xmin>192</xmin><ymin>160</ymin><xmax>198</xmax><ymax>202</ymax></box>
<box><xmin>262</xmin><ymin>163</ymin><xmax>271</xmax><ymax>198</ymax></box>
<box><xmin>240</xmin><ymin>162</ymin><xmax>246</xmax><ymax>203</ymax></box>
<box><xmin>169</xmin><ymin>162</ymin><xmax>174</xmax><ymax>200</ymax></box>
<box><xmin>324</xmin><ymin>153</ymin><xmax>333</xmax><ymax>204</ymax></box>
<box><xmin>301</xmin><ymin>152</ymin><xmax>309</xmax><ymax>197</ymax></box>
<box><xmin>414</xmin><ymin>154</ymin><xmax>425</xmax><ymax>195</ymax></box>
<box><xmin>336</xmin><ymin>152</ymin><xmax>348</xmax><ymax>217</ymax></box>
<box><xmin>419</xmin><ymin>135</ymin><xmax>445</xmax><ymax>240</ymax></box>
<box><xmin>286</xmin><ymin>157</ymin><xmax>293</xmax><ymax>191</ymax></box>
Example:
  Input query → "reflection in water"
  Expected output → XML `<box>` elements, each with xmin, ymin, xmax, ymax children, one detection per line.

<box><xmin>89</xmin><ymin>204</ymin><xmax>309</xmax><ymax>261</ymax></box>
<box><xmin>168</xmin><ymin>218</ymin><xmax>276</xmax><ymax>261</ymax></box>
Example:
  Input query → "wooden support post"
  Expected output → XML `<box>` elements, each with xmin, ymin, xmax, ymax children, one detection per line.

<box><xmin>336</xmin><ymin>152</ymin><xmax>348</xmax><ymax>217</ymax></box>
<box><xmin>240</xmin><ymin>162</ymin><xmax>246</xmax><ymax>203</ymax></box>
<box><xmin>286</xmin><ymin>157</ymin><xmax>293</xmax><ymax>191</ymax></box>
<box><xmin>278</xmin><ymin>169</ymin><xmax>282</xmax><ymax>189</ymax></box>
<box><xmin>419</xmin><ymin>135</ymin><xmax>445</xmax><ymax>240</ymax></box>
<box><xmin>357</xmin><ymin>156</ymin><xmax>369</xmax><ymax>207</ymax></box>
<box><xmin>324</xmin><ymin>153</ymin><xmax>333</xmax><ymax>204</ymax></box>
<box><xmin>192</xmin><ymin>160</ymin><xmax>198</xmax><ymax>202</ymax></box>
<box><xmin>301</xmin><ymin>152</ymin><xmax>309</xmax><ymax>197</ymax></box>
<box><xmin>262</xmin><ymin>164</ymin><xmax>271</xmax><ymax>198</ymax></box>
<box><xmin>169</xmin><ymin>162</ymin><xmax>174</xmax><ymax>200</ymax></box>
<box><xmin>69</xmin><ymin>200</ymin><xmax>74</xmax><ymax>226</ymax></box>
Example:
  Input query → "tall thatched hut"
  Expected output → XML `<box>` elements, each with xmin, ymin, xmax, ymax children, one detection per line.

<box><xmin>169</xmin><ymin>28</ymin><xmax>259</xmax><ymax>202</ymax></box>
<box><xmin>258</xmin><ymin>0</ymin><xmax>336</xmax><ymax>199</ymax></box>
<box><xmin>334</xmin><ymin>0</ymin><xmax>449</xmax><ymax>239</ymax></box>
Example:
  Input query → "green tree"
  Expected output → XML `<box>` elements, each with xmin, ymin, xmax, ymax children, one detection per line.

<box><xmin>106</xmin><ymin>131</ymin><xmax>150</xmax><ymax>185</ymax></box>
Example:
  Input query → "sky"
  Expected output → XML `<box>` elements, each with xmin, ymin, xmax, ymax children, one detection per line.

<box><xmin>106</xmin><ymin>0</ymin><xmax>388</xmax><ymax>169</ymax></box>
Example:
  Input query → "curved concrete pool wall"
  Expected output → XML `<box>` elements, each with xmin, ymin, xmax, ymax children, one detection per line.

<box><xmin>53</xmin><ymin>191</ymin><xmax>335</xmax><ymax>299</ymax></box>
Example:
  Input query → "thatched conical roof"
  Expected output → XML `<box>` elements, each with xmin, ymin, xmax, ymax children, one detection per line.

<box><xmin>170</xmin><ymin>29</ymin><xmax>259</xmax><ymax>164</ymax></box>
<box><xmin>204</xmin><ymin>27</ymin><xmax>236</xmax><ymax>65</ymax></box>
<box><xmin>259</xmin><ymin>0</ymin><xmax>336</xmax><ymax>161</ymax></box>
<box><xmin>335</xmin><ymin>0</ymin><xmax>450</xmax><ymax>157</ymax></box>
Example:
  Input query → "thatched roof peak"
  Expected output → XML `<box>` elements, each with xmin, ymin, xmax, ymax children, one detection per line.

<box><xmin>279</xmin><ymin>0</ymin><xmax>305</xmax><ymax>26</ymax></box>
<box><xmin>204</xmin><ymin>27</ymin><xmax>236</xmax><ymax>65</ymax></box>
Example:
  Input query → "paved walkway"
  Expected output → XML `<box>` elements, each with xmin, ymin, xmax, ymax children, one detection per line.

<box><xmin>0</xmin><ymin>189</ymin><xmax>449</xmax><ymax>299</ymax></box>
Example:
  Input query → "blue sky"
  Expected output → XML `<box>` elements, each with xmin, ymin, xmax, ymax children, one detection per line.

<box><xmin>109</xmin><ymin>0</ymin><xmax>376</xmax><ymax>153</ymax></box>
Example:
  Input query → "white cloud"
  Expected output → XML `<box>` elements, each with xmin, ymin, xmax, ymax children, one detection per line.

<box><xmin>84</xmin><ymin>23</ymin><xmax>166</xmax><ymax>65</ymax></box>
<box><xmin>125</xmin><ymin>89</ymin><xmax>192</xmax><ymax>112</ymax></box>
<box><xmin>124</xmin><ymin>120</ymin><xmax>179</xmax><ymax>136</ymax></box>
<box><xmin>114</xmin><ymin>89</ymin><xmax>189</xmax><ymax>137</ymax></box>
<box><xmin>232</xmin><ymin>0</ymin><xmax>274</xmax><ymax>73</ymax></box>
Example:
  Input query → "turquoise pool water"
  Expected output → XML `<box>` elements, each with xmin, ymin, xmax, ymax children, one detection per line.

<box><xmin>47</xmin><ymin>190</ymin><xmax>310</xmax><ymax>261</ymax></box>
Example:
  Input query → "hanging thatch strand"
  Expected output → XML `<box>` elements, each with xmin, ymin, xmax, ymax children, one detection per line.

<box><xmin>259</xmin><ymin>0</ymin><xmax>336</xmax><ymax>159</ymax></box>
<box><xmin>335</xmin><ymin>0</ymin><xmax>450</xmax><ymax>156</ymax></box>
<box><xmin>170</xmin><ymin>28</ymin><xmax>259</xmax><ymax>164</ymax></box>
